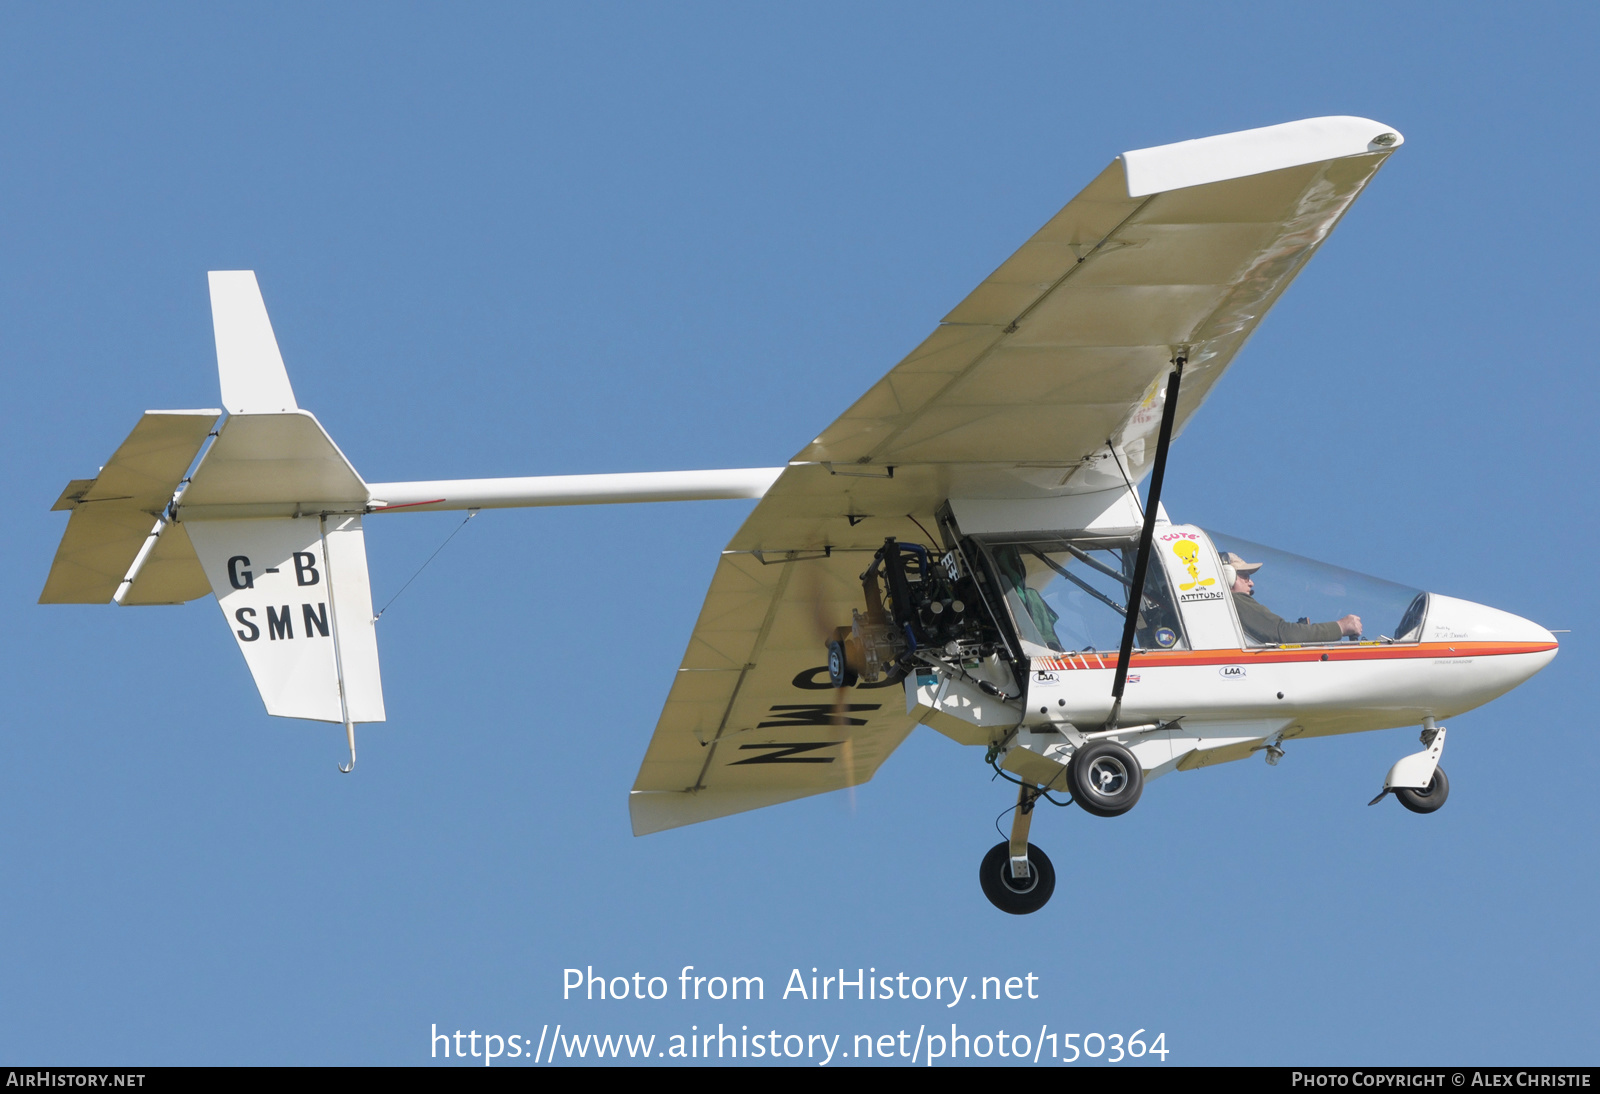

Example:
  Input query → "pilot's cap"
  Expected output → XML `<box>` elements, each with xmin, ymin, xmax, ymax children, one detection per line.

<box><xmin>1219</xmin><ymin>551</ymin><xmax>1263</xmax><ymax>576</ymax></box>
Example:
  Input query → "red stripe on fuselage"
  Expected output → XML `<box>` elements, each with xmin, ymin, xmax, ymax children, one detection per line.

<box><xmin>1033</xmin><ymin>641</ymin><xmax>1558</xmax><ymax>672</ymax></box>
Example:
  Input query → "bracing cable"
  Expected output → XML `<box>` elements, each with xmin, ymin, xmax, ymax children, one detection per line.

<box><xmin>372</xmin><ymin>509</ymin><xmax>480</xmax><ymax>622</ymax></box>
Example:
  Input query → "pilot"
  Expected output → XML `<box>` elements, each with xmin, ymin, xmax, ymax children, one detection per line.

<box><xmin>1221</xmin><ymin>551</ymin><xmax>1361</xmax><ymax>644</ymax></box>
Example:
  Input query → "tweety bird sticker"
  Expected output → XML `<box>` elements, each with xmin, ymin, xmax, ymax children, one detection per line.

<box><xmin>1172</xmin><ymin>541</ymin><xmax>1215</xmax><ymax>592</ymax></box>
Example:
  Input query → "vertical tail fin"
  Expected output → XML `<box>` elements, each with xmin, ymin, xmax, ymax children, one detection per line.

<box><xmin>208</xmin><ymin>271</ymin><xmax>298</xmax><ymax>414</ymax></box>
<box><xmin>183</xmin><ymin>272</ymin><xmax>383</xmax><ymax>728</ymax></box>
<box><xmin>186</xmin><ymin>515</ymin><xmax>384</xmax><ymax>724</ymax></box>
<box><xmin>44</xmin><ymin>272</ymin><xmax>385</xmax><ymax>765</ymax></box>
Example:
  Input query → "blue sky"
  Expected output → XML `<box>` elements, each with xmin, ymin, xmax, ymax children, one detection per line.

<box><xmin>4</xmin><ymin>3</ymin><xmax>1596</xmax><ymax>1065</ymax></box>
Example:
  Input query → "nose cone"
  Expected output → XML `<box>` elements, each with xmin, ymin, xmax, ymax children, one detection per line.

<box><xmin>1421</xmin><ymin>594</ymin><xmax>1558</xmax><ymax>712</ymax></box>
<box><xmin>1425</xmin><ymin>593</ymin><xmax>1559</xmax><ymax>648</ymax></box>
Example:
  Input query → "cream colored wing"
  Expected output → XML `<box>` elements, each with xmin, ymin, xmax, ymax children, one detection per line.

<box><xmin>633</xmin><ymin>117</ymin><xmax>1404</xmax><ymax>832</ymax></box>
<box><xmin>796</xmin><ymin>116</ymin><xmax>1402</xmax><ymax>501</ymax></box>
<box><xmin>630</xmin><ymin>547</ymin><xmax>918</xmax><ymax>835</ymax></box>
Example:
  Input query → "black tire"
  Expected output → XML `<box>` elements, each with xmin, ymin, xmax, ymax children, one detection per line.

<box><xmin>1067</xmin><ymin>739</ymin><xmax>1144</xmax><ymax>817</ymax></box>
<box><xmin>826</xmin><ymin>640</ymin><xmax>858</xmax><ymax>688</ymax></box>
<box><xmin>1395</xmin><ymin>766</ymin><xmax>1449</xmax><ymax>814</ymax></box>
<box><xmin>979</xmin><ymin>841</ymin><xmax>1055</xmax><ymax>915</ymax></box>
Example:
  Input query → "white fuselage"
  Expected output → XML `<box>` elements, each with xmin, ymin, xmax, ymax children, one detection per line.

<box><xmin>908</xmin><ymin>524</ymin><xmax>1558</xmax><ymax>786</ymax></box>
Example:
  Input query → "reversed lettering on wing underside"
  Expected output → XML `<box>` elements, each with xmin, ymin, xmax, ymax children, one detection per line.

<box><xmin>756</xmin><ymin>704</ymin><xmax>881</xmax><ymax>728</ymax></box>
<box><xmin>729</xmin><ymin>742</ymin><xmax>840</xmax><ymax>765</ymax></box>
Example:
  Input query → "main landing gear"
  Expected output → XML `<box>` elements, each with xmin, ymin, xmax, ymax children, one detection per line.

<box><xmin>980</xmin><ymin>783</ymin><xmax>1057</xmax><ymax>915</ymax></box>
<box><xmin>978</xmin><ymin>741</ymin><xmax>1145</xmax><ymax>914</ymax></box>
<box><xmin>980</xmin><ymin>840</ymin><xmax>1056</xmax><ymax>915</ymax></box>
<box><xmin>1066</xmin><ymin>740</ymin><xmax>1143</xmax><ymax>818</ymax></box>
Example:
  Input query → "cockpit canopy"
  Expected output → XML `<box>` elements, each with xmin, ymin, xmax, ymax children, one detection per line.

<box><xmin>1206</xmin><ymin>530</ymin><xmax>1426</xmax><ymax>647</ymax></box>
<box><xmin>965</xmin><ymin>527</ymin><xmax>1427</xmax><ymax>656</ymax></box>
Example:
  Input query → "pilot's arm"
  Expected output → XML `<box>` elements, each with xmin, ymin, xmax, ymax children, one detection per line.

<box><xmin>1233</xmin><ymin>592</ymin><xmax>1343</xmax><ymax>645</ymax></box>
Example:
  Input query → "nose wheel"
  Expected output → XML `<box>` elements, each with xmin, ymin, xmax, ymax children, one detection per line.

<box><xmin>1394</xmin><ymin>766</ymin><xmax>1449</xmax><ymax>813</ymax></box>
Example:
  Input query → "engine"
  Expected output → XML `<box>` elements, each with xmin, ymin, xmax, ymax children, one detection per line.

<box><xmin>826</xmin><ymin>537</ymin><xmax>1002</xmax><ymax>687</ymax></box>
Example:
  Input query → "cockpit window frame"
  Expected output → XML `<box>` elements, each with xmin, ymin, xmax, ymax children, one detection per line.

<box><xmin>969</xmin><ymin>533</ymin><xmax>1190</xmax><ymax>658</ymax></box>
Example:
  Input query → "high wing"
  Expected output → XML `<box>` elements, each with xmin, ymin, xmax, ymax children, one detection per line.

<box><xmin>790</xmin><ymin>115</ymin><xmax>1402</xmax><ymax>502</ymax></box>
<box><xmin>658</xmin><ymin>117</ymin><xmax>1402</xmax><ymax>833</ymax></box>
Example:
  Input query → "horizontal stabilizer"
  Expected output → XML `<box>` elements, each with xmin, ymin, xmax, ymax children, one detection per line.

<box><xmin>187</xmin><ymin>515</ymin><xmax>384</xmax><ymax>723</ymax></box>
<box><xmin>119</xmin><ymin>521</ymin><xmax>211</xmax><ymax>605</ymax></box>
<box><xmin>182</xmin><ymin>410</ymin><xmax>368</xmax><ymax>514</ymax></box>
<box><xmin>39</xmin><ymin>508</ymin><xmax>161</xmax><ymax>605</ymax></box>
<box><xmin>40</xmin><ymin>410</ymin><xmax>219</xmax><ymax>604</ymax></box>
<box><xmin>209</xmin><ymin>271</ymin><xmax>298</xmax><ymax>415</ymax></box>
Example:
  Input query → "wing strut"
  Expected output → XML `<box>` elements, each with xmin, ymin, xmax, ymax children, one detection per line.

<box><xmin>1106</xmin><ymin>354</ymin><xmax>1185</xmax><ymax>730</ymax></box>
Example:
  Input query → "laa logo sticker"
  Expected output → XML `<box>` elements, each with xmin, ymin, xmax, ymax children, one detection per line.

<box><xmin>1218</xmin><ymin>665</ymin><xmax>1247</xmax><ymax>680</ymax></box>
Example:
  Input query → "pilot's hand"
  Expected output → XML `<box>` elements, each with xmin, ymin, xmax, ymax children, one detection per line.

<box><xmin>1337</xmin><ymin>614</ymin><xmax>1362</xmax><ymax>637</ymax></box>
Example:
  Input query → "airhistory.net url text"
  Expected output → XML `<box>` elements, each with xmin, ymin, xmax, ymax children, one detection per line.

<box><xmin>430</xmin><ymin>1023</ymin><xmax>1168</xmax><ymax>1065</ymax></box>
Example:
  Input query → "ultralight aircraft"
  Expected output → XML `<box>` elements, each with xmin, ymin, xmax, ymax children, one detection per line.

<box><xmin>41</xmin><ymin>117</ymin><xmax>1558</xmax><ymax>913</ymax></box>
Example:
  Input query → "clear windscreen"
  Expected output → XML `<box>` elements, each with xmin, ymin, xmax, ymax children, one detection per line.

<box><xmin>1206</xmin><ymin>530</ymin><xmax>1426</xmax><ymax>646</ymax></box>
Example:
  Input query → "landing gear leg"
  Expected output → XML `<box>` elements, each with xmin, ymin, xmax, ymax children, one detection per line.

<box><xmin>1009</xmin><ymin>782</ymin><xmax>1037</xmax><ymax>880</ymax></box>
<box><xmin>1369</xmin><ymin>719</ymin><xmax>1448</xmax><ymax>810</ymax></box>
<box><xmin>979</xmin><ymin>783</ymin><xmax>1056</xmax><ymax>915</ymax></box>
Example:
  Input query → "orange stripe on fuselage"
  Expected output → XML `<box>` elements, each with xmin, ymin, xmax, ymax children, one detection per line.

<box><xmin>1032</xmin><ymin>641</ymin><xmax>1558</xmax><ymax>672</ymax></box>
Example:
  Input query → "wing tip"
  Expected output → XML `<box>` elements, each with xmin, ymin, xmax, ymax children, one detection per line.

<box><xmin>628</xmin><ymin>787</ymin><xmax>820</xmax><ymax>835</ymax></box>
<box><xmin>1121</xmin><ymin>115</ymin><xmax>1404</xmax><ymax>198</ymax></box>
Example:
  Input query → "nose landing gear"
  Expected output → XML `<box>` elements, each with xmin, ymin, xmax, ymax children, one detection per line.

<box><xmin>1369</xmin><ymin>719</ymin><xmax>1449</xmax><ymax>811</ymax></box>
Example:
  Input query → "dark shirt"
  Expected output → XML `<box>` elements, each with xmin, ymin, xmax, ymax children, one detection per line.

<box><xmin>1233</xmin><ymin>592</ymin><xmax>1342</xmax><ymax>645</ymax></box>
